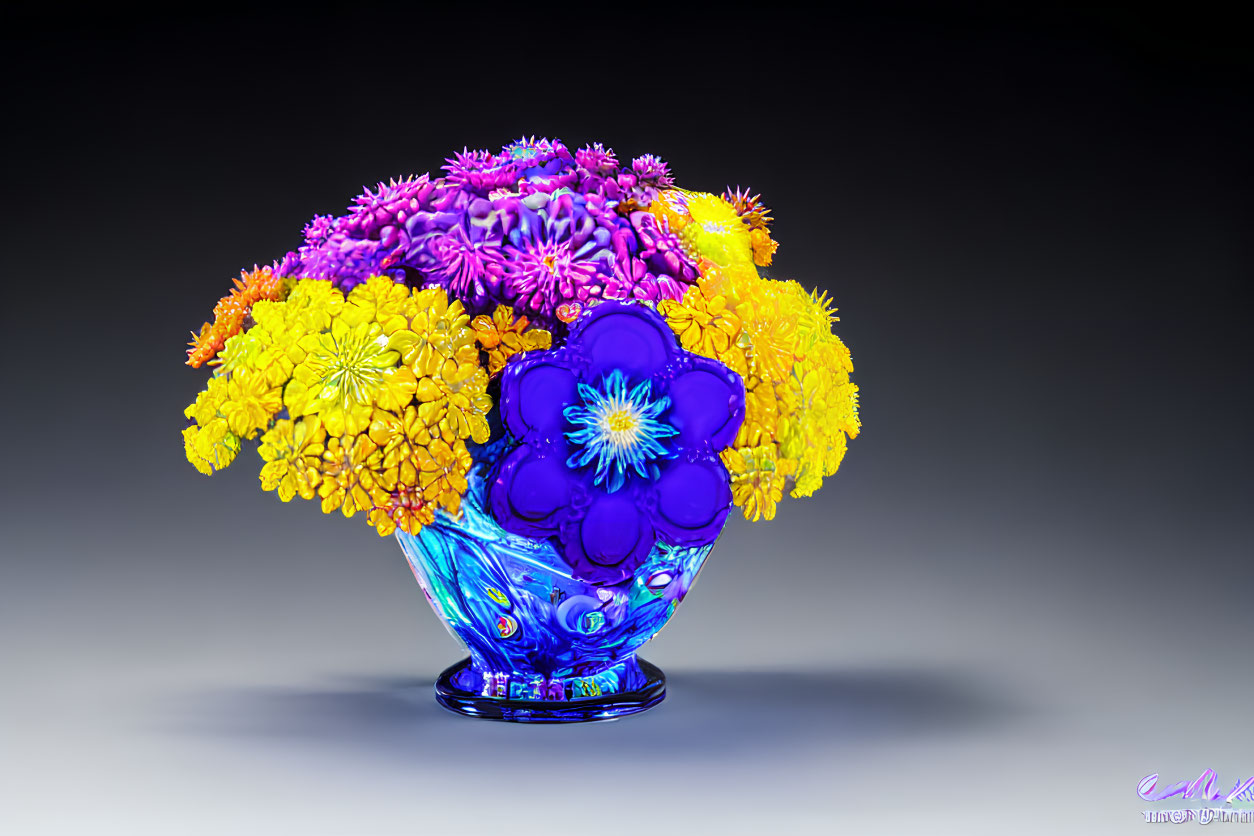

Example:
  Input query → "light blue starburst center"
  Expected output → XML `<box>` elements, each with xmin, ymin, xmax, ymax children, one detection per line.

<box><xmin>563</xmin><ymin>370</ymin><xmax>678</xmax><ymax>493</ymax></box>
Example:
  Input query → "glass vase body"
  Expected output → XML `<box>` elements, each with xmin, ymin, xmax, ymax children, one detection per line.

<box><xmin>396</xmin><ymin>457</ymin><xmax>717</xmax><ymax>723</ymax></box>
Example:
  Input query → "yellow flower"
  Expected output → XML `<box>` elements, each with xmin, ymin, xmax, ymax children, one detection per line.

<box><xmin>800</xmin><ymin>288</ymin><xmax>840</xmax><ymax>355</ymax></box>
<box><xmin>367</xmin><ymin>405</ymin><xmax>438</xmax><ymax>484</ymax></box>
<box><xmin>184</xmin><ymin>375</ymin><xmax>229</xmax><ymax>427</ymax></box>
<box><xmin>737</xmin><ymin>378</ymin><xmax>781</xmax><ymax>449</ymax></box>
<box><xmin>644</xmin><ymin>189</ymin><xmax>691</xmax><ymax>233</ymax></box>
<box><xmin>776</xmin><ymin>402</ymin><xmax>806</xmax><ymax>464</ymax></box>
<box><xmin>214</xmin><ymin>331</ymin><xmax>262</xmax><ymax>373</ymax></box>
<box><xmin>735</xmin><ymin>286</ymin><xmax>798</xmax><ymax>384</ymax></box>
<box><xmin>789</xmin><ymin>458</ymin><xmax>826</xmax><ymax>499</ymax></box>
<box><xmin>258</xmin><ymin>417</ymin><xmax>326</xmax><ymax>502</ymax></box>
<box><xmin>219</xmin><ymin>368</ymin><xmax>283</xmax><ymax>439</ymax></box>
<box><xmin>415</xmin><ymin>358</ymin><xmax>492</xmax><ymax>444</ymax></box>
<box><xmin>285</xmin><ymin>318</ymin><xmax>416</xmax><ymax>436</ymax></box>
<box><xmin>659</xmin><ymin>285</ymin><xmax>742</xmax><ymax>360</ymax></box>
<box><xmin>277</xmin><ymin>279</ymin><xmax>344</xmax><ymax>337</ymax></box>
<box><xmin>822</xmin><ymin>427</ymin><xmax>849</xmax><ymax>477</ymax></box>
<box><xmin>248</xmin><ymin>283</ymin><xmax>349</xmax><ymax>386</ymax></box>
<box><xmin>389</xmin><ymin>287</ymin><xmax>477</xmax><ymax>376</ymax></box>
<box><xmin>367</xmin><ymin>484</ymin><xmax>436</xmax><ymax>537</ymax></box>
<box><xmin>183</xmin><ymin>426</ymin><xmax>214</xmax><ymax>475</ymax></box>
<box><xmin>471</xmin><ymin>305</ymin><xmax>552</xmax><ymax>376</ymax></box>
<box><xmin>721</xmin><ymin>444</ymin><xmax>790</xmax><ymax>522</ymax></box>
<box><xmin>183</xmin><ymin>420</ymin><xmax>240</xmax><ymax>474</ymax></box>
<box><xmin>418</xmin><ymin>437</ymin><xmax>473</xmax><ymax>515</ymax></box>
<box><xmin>342</xmin><ymin>275</ymin><xmax>412</xmax><ymax>334</ymax></box>
<box><xmin>317</xmin><ymin>433</ymin><xmax>386</xmax><ymax>518</ymax></box>
<box><xmin>679</xmin><ymin>192</ymin><xmax>755</xmax><ymax>268</ymax></box>
<box><xmin>836</xmin><ymin>379</ymin><xmax>861</xmax><ymax>440</ymax></box>
<box><xmin>215</xmin><ymin>329</ymin><xmax>296</xmax><ymax>387</ymax></box>
<box><xmin>183</xmin><ymin>278</ymin><xmax>489</xmax><ymax>534</ymax></box>
<box><xmin>774</xmin><ymin>342</ymin><xmax>861</xmax><ymax>499</ymax></box>
<box><xmin>671</xmin><ymin>251</ymin><xmax>862</xmax><ymax>515</ymax></box>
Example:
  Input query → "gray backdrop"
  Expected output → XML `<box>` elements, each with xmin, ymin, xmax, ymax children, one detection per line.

<box><xmin>3</xmin><ymin>7</ymin><xmax>1250</xmax><ymax>834</ymax></box>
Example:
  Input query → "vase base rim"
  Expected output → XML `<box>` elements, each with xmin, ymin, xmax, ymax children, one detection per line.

<box><xmin>434</xmin><ymin>658</ymin><xmax>665</xmax><ymax>723</ymax></box>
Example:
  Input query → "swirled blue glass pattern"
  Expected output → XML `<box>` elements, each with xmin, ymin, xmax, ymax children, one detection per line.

<box><xmin>396</xmin><ymin>440</ymin><xmax>718</xmax><ymax>722</ymax></box>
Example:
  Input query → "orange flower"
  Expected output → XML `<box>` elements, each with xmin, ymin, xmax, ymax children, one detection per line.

<box><xmin>750</xmin><ymin>228</ymin><xmax>779</xmax><ymax>267</ymax></box>
<box><xmin>471</xmin><ymin>305</ymin><xmax>552</xmax><ymax>376</ymax></box>
<box><xmin>186</xmin><ymin>266</ymin><xmax>285</xmax><ymax>368</ymax></box>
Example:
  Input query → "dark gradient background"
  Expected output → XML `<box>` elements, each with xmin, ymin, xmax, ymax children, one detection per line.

<box><xmin>3</xmin><ymin>6</ymin><xmax>1251</xmax><ymax>834</ymax></box>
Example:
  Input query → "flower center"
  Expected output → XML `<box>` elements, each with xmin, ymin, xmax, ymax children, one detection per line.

<box><xmin>602</xmin><ymin>406</ymin><xmax>639</xmax><ymax>436</ymax></box>
<box><xmin>320</xmin><ymin>333</ymin><xmax>385</xmax><ymax>404</ymax></box>
<box><xmin>563</xmin><ymin>371</ymin><xmax>680</xmax><ymax>493</ymax></box>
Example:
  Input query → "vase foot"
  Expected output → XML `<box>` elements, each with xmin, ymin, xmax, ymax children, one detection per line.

<box><xmin>434</xmin><ymin>658</ymin><xmax>666</xmax><ymax>723</ymax></box>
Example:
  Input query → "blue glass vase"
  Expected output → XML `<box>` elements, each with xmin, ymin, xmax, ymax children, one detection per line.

<box><xmin>396</xmin><ymin>453</ymin><xmax>719</xmax><ymax>723</ymax></box>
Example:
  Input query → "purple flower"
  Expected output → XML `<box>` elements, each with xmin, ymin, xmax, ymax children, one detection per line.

<box><xmin>605</xmin><ymin>211</ymin><xmax>700</xmax><ymax>303</ymax></box>
<box><xmin>496</xmin><ymin>191</ymin><xmax>621</xmax><ymax>324</ymax></box>
<box><xmin>501</xmin><ymin>136</ymin><xmax>573</xmax><ymax>169</ymax></box>
<box><xmin>631</xmin><ymin>154</ymin><xmax>674</xmax><ymax>188</ymax></box>
<box><xmin>276</xmin><ymin>139</ymin><xmax>695</xmax><ymax>307</ymax></box>
<box><xmin>615</xmin><ymin>153</ymin><xmax>676</xmax><ymax>207</ymax></box>
<box><xmin>488</xmin><ymin>301</ymin><xmax>745</xmax><ymax>586</ymax></box>
<box><xmin>572</xmin><ymin>142</ymin><xmax>625</xmax><ymax>200</ymax></box>
<box><xmin>575</xmin><ymin>142</ymin><xmax>618</xmax><ymax>175</ymax></box>
<box><xmin>517</xmin><ymin>167</ymin><xmax>580</xmax><ymax>197</ymax></box>
<box><xmin>274</xmin><ymin>250</ymin><xmax>302</xmax><ymax>279</ymax></box>
<box><xmin>284</xmin><ymin>176</ymin><xmax>461</xmax><ymax>290</ymax></box>
<box><xmin>302</xmin><ymin>214</ymin><xmax>336</xmax><ymax>246</ymax></box>
<box><xmin>295</xmin><ymin>232</ymin><xmax>405</xmax><ymax>291</ymax></box>
<box><xmin>419</xmin><ymin>221</ymin><xmax>506</xmax><ymax>311</ymax></box>
<box><xmin>442</xmin><ymin>148</ymin><xmax>521</xmax><ymax>194</ymax></box>
<box><xmin>501</xmin><ymin>137</ymin><xmax>580</xmax><ymax>195</ymax></box>
<box><xmin>341</xmin><ymin>176</ymin><xmax>436</xmax><ymax>245</ymax></box>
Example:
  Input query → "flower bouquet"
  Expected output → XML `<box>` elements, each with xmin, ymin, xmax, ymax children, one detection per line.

<box><xmin>182</xmin><ymin>137</ymin><xmax>860</xmax><ymax>722</ymax></box>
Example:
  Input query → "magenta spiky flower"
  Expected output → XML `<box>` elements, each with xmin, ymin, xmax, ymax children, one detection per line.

<box><xmin>302</xmin><ymin>214</ymin><xmax>336</xmax><ymax>247</ymax></box>
<box><xmin>274</xmin><ymin>249</ymin><xmax>302</xmax><ymax>279</ymax></box>
<box><xmin>340</xmin><ymin>175</ymin><xmax>435</xmax><ymax>246</ymax></box>
<box><xmin>615</xmin><ymin>153</ymin><xmax>675</xmax><ymax>208</ymax></box>
<box><xmin>576</xmin><ymin>142</ymin><xmax>618</xmax><ymax>175</ymax></box>
<box><xmin>606</xmin><ymin>211</ymin><xmax>699</xmax><ymax>303</ymax></box>
<box><xmin>296</xmin><ymin>232</ymin><xmax>405</xmax><ymax>291</ymax></box>
<box><xmin>272</xmin><ymin>138</ymin><xmax>716</xmax><ymax>316</ymax></box>
<box><xmin>496</xmin><ymin>192</ymin><xmax>619</xmax><ymax>320</ymax></box>
<box><xmin>631</xmin><ymin>154</ymin><xmax>674</xmax><ymax>188</ymax></box>
<box><xmin>501</xmin><ymin>136</ymin><xmax>572</xmax><ymax>168</ymax></box>
<box><xmin>572</xmin><ymin>142</ymin><xmax>623</xmax><ymax>200</ymax></box>
<box><xmin>419</xmin><ymin>223</ymin><xmax>506</xmax><ymax>311</ymax></box>
<box><xmin>503</xmin><ymin>237</ymin><xmax>601</xmax><ymax>317</ymax></box>
<box><xmin>443</xmin><ymin>149</ymin><xmax>521</xmax><ymax>193</ymax></box>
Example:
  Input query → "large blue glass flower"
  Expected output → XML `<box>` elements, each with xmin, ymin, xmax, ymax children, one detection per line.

<box><xmin>488</xmin><ymin>300</ymin><xmax>746</xmax><ymax>585</ymax></box>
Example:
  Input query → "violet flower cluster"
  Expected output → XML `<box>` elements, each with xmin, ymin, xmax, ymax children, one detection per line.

<box><xmin>277</xmin><ymin>138</ymin><xmax>700</xmax><ymax>328</ymax></box>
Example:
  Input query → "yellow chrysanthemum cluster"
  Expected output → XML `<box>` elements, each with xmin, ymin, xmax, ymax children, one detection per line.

<box><xmin>183</xmin><ymin>276</ymin><xmax>550</xmax><ymax>537</ymax></box>
<box><xmin>657</xmin><ymin>191</ymin><xmax>860</xmax><ymax>522</ymax></box>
